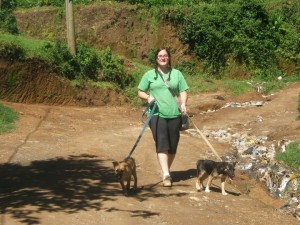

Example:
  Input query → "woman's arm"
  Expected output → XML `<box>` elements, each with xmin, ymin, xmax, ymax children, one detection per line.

<box><xmin>138</xmin><ymin>90</ymin><xmax>154</xmax><ymax>103</ymax></box>
<box><xmin>179</xmin><ymin>91</ymin><xmax>188</xmax><ymax>114</ymax></box>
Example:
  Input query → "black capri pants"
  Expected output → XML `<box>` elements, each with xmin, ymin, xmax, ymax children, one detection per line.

<box><xmin>149</xmin><ymin>115</ymin><xmax>181</xmax><ymax>154</ymax></box>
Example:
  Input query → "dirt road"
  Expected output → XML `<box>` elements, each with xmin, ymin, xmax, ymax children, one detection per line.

<box><xmin>0</xmin><ymin>83</ymin><xmax>299</xmax><ymax>225</ymax></box>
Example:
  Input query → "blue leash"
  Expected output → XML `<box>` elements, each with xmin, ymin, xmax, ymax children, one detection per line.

<box><xmin>126</xmin><ymin>100</ymin><xmax>157</xmax><ymax>159</ymax></box>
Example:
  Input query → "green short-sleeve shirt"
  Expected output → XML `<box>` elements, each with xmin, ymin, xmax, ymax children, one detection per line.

<box><xmin>138</xmin><ymin>68</ymin><xmax>189</xmax><ymax>118</ymax></box>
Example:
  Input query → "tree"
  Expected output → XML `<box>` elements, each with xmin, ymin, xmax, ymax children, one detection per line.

<box><xmin>65</xmin><ymin>0</ymin><xmax>76</xmax><ymax>55</ymax></box>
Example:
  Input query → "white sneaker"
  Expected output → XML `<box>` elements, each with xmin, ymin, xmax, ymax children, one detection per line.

<box><xmin>163</xmin><ymin>175</ymin><xmax>172</xmax><ymax>187</ymax></box>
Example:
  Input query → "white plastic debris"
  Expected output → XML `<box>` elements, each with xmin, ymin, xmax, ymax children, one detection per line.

<box><xmin>278</xmin><ymin>174</ymin><xmax>298</xmax><ymax>193</ymax></box>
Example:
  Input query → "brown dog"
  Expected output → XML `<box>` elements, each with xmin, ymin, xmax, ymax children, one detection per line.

<box><xmin>112</xmin><ymin>157</ymin><xmax>137</xmax><ymax>196</ymax></box>
<box><xmin>195</xmin><ymin>159</ymin><xmax>236</xmax><ymax>195</ymax></box>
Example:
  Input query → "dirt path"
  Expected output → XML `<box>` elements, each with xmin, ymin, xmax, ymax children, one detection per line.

<box><xmin>0</xmin><ymin>83</ymin><xmax>300</xmax><ymax>225</ymax></box>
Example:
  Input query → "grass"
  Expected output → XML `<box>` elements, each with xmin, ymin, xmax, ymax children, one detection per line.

<box><xmin>222</xmin><ymin>79</ymin><xmax>253</xmax><ymax>96</ymax></box>
<box><xmin>185</xmin><ymin>76</ymin><xmax>219</xmax><ymax>94</ymax></box>
<box><xmin>0</xmin><ymin>103</ymin><xmax>19</xmax><ymax>134</ymax></box>
<box><xmin>275</xmin><ymin>141</ymin><xmax>300</xmax><ymax>172</ymax></box>
<box><xmin>0</xmin><ymin>33</ymin><xmax>51</xmax><ymax>59</ymax></box>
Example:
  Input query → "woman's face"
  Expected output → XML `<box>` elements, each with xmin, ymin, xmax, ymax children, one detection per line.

<box><xmin>156</xmin><ymin>49</ymin><xmax>169</xmax><ymax>67</ymax></box>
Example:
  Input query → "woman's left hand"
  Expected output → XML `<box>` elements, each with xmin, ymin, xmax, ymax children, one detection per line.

<box><xmin>179</xmin><ymin>91</ymin><xmax>188</xmax><ymax>114</ymax></box>
<box><xmin>180</xmin><ymin>103</ymin><xmax>187</xmax><ymax>114</ymax></box>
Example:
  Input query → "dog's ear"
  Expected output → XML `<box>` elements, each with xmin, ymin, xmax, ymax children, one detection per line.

<box><xmin>112</xmin><ymin>161</ymin><xmax>119</xmax><ymax>168</ymax></box>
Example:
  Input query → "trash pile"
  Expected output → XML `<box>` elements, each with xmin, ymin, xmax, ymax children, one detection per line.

<box><xmin>187</xmin><ymin>100</ymin><xmax>300</xmax><ymax>220</ymax></box>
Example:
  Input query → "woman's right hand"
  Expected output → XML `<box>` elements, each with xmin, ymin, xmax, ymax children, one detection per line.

<box><xmin>138</xmin><ymin>90</ymin><xmax>154</xmax><ymax>103</ymax></box>
<box><xmin>147</xmin><ymin>95</ymin><xmax>155</xmax><ymax>103</ymax></box>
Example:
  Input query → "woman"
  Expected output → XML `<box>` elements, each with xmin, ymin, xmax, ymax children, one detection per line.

<box><xmin>137</xmin><ymin>47</ymin><xmax>189</xmax><ymax>187</ymax></box>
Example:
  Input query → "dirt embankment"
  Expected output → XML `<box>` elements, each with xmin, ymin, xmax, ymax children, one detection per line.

<box><xmin>0</xmin><ymin>58</ymin><xmax>129</xmax><ymax>106</ymax></box>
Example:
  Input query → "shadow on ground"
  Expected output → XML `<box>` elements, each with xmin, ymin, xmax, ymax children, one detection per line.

<box><xmin>171</xmin><ymin>169</ymin><xmax>197</xmax><ymax>182</ymax></box>
<box><xmin>0</xmin><ymin>154</ymin><xmax>192</xmax><ymax>224</ymax></box>
<box><xmin>0</xmin><ymin>154</ymin><xmax>117</xmax><ymax>224</ymax></box>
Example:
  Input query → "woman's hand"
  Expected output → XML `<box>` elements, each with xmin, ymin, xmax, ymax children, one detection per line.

<box><xmin>147</xmin><ymin>95</ymin><xmax>155</xmax><ymax>104</ymax></box>
<box><xmin>138</xmin><ymin>90</ymin><xmax>153</xmax><ymax>102</ymax></box>
<box><xmin>180</xmin><ymin>103</ymin><xmax>187</xmax><ymax>114</ymax></box>
<box><xmin>179</xmin><ymin>91</ymin><xmax>188</xmax><ymax>114</ymax></box>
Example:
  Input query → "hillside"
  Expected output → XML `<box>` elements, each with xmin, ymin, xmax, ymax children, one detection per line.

<box><xmin>13</xmin><ymin>2</ymin><xmax>190</xmax><ymax>65</ymax></box>
<box><xmin>0</xmin><ymin>2</ymin><xmax>193</xmax><ymax>106</ymax></box>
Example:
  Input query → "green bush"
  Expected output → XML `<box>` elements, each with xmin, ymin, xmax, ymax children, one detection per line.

<box><xmin>44</xmin><ymin>41</ymin><xmax>80</xmax><ymax>80</ymax></box>
<box><xmin>0</xmin><ymin>103</ymin><xmax>19</xmax><ymax>134</ymax></box>
<box><xmin>158</xmin><ymin>0</ymin><xmax>299</xmax><ymax>79</ymax></box>
<box><xmin>253</xmin><ymin>68</ymin><xmax>284</xmax><ymax>81</ymax></box>
<box><xmin>45</xmin><ymin>41</ymin><xmax>101</xmax><ymax>81</ymax></box>
<box><xmin>271</xmin><ymin>1</ymin><xmax>300</xmax><ymax>62</ymax></box>
<box><xmin>0</xmin><ymin>34</ymin><xmax>133</xmax><ymax>89</ymax></box>
<box><xmin>177</xmin><ymin>60</ymin><xmax>197</xmax><ymax>76</ymax></box>
<box><xmin>180</xmin><ymin>3</ymin><xmax>233</xmax><ymax>74</ymax></box>
<box><xmin>275</xmin><ymin>141</ymin><xmax>300</xmax><ymax>172</ymax></box>
<box><xmin>98</xmin><ymin>47</ymin><xmax>133</xmax><ymax>88</ymax></box>
<box><xmin>179</xmin><ymin>0</ymin><xmax>280</xmax><ymax>75</ymax></box>
<box><xmin>0</xmin><ymin>0</ymin><xmax>18</xmax><ymax>34</ymax></box>
<box><xmin>75</xmin><ymin>43</ymin><xmax>100</xmax><ymax>81</ymax></box>
<box><xmin>232</xmin><ymin>1</ymin><xmax>277</xmax><ymax>69</ymax></box>
<box><xmin>0</xmin><ymin>41</ymin><xmax>25</xmax><ymax>61</ymax></box>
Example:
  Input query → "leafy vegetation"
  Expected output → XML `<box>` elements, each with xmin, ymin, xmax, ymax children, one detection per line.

<box><xmin>1</xmin><ymin>0</ymin><xmax>299</xmax><ymax>80</ymax></box>
<box><xmin>0</xmin><ymin>0</ymin><xmax>299</xmax><ymax>95</ymax></box>
<box><xmin>275</xmin><ymin>141</ymin><xmax>300</xmax><ymax>172</ymax></box>
<box><xmin>44</xmin><ymin>41</ymin><xmax>100</xmax><ymax>81</ymax></box>
<box><xmin>0</xmin><ymin>103</ymin><xmax>19</xmax><ymax>134</ymax></box>
<box><xmin>0</xmin><ymin>36</ymin><xmax>132</xmax><ymax>89</ymax></box>
<box><xmin>166</xmin><ymin>0</ymin><xmax>300</xmax><ymax>78</ymax></box>
<box><xmin>0</xmin><ymin>0</ymin><xmax>298</xmax><ymax>104</ymax></box>
<box><xmin>0</xmin><ymin>40</ymin><xmax>25</xmax><ymax>60</ymax></box>
<box><xmin>0</xmin><ymin>0</ymin><xmax>18</xmax><ymax>34</ymax></box>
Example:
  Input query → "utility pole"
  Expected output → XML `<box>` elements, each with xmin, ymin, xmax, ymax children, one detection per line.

<box><xmin>65</xmin><ymin>0</ymin><xmax>76</xmax><ymax>54</ymax></box>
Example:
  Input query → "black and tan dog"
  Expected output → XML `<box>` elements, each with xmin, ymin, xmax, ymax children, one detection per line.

<box><xmin>112</xmin><ymin>157</ymin><xmax>137</xmax><ymax>196</ymax></box>
<box><xmin>195</xmin><ymin>159</ymin><xmax>236</xmax><ymax>195</ymax></box>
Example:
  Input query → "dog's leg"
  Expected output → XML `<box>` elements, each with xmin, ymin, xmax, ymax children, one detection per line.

<box><xmin>120</xmin><ymin>181</ymin><xmax>128</xmax><ymax>196</ymax></box>
<box><xmin>126</xmin><ymin>177</ymin><xmax>131</xmax><ymax>195</ymax></box>
<box><xmin>221</xmin><ymin>176</ymin><xmax>228</xmax><ymax>195</ymax></box>
<box><xmin>132</xmin><ymin>170</ymin><xmax>138</xmax><ymax>190</ymax></box>
<box><xmin>195</xmin><ymin>175</ymin><xmax>202</xmax><ymax>191</ymax></box>
<box><xmin>205</xmin><ymin>175</ymin><xmax>213</xmax><ymax>193</ymax></box>
<box><xmin>196</xmin><ymin>172</ymin><xmax>207</xmax><ymax>191</ymax></box>
<box><xmin>201</xmin><ymin>173</ymin><xmax>208</xmax><ymax>190</ymax></box>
